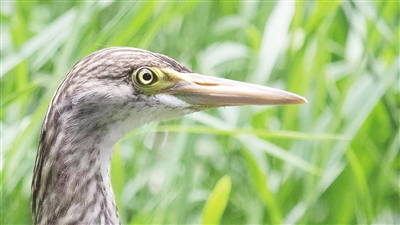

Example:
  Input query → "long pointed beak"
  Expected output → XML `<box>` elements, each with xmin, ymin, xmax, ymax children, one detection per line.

<box><xmin>163</xmin><ymin>70</ymin><xmax>307</xmax><ymax>108</ymax></box>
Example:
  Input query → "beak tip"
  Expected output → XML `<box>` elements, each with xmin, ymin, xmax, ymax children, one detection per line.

<box><xmin>285</xmin><ymin>93</ymin><xmax>307</xmax><ymax>105</ymax></box>
<box><xmin>299</xmin><ymin>97</ymin><xmax>308</xmax><ymax>104</ymax></box>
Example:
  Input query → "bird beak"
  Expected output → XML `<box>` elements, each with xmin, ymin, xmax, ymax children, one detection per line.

<box><xmin>161</xmin><ymin>69</ymin><xmax>307</xmax><ymax>108</ymax></box>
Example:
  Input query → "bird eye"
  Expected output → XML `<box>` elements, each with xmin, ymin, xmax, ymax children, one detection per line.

<box><xmin>135</xmin><ymin>67</ymin><xmax>157</xmax><ymax>85</ymax></box>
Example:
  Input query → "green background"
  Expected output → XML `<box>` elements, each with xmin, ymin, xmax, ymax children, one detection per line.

<box><xmin>1</xmin><ymin>1</ymin><xmax>399</xmax><ymax>224</ymax></box>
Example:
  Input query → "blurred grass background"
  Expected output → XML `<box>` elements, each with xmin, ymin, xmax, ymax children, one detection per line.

<box><xmin>1</xmin><ymin>1</ymin><xmax>399</xmax><ymax>224</ymax></box>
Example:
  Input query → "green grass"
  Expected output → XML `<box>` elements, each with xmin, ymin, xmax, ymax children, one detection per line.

<box><xmin>1</xmin><ymin>1</ymin><xmax>399</xmax><ymax>224</ymax></box>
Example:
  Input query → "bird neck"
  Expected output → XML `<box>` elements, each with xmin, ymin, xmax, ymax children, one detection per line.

<box><xmin>32</xmin><ymin>93</ymin><xmax>193</xmax><ymax>224</ymax></box>
<box><xmin>32</xmin><ymin>121</ymin><xmax>121</xmax><ymax>224</ymax></box>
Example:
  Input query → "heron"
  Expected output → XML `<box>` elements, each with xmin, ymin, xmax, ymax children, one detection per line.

<box><xmin>31</xmin><ymin>47</ymin><xmax>306</xmax><ymax>224</ymax></box>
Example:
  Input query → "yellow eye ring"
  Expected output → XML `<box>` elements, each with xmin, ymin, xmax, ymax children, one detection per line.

<box><xmin>135</xmin><ymin>67</ymin><xmax>157</xmax><ymax>85</ymax></box>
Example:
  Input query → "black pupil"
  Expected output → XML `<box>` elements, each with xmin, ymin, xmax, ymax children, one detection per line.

<box><xmin>143</xmin><ymin>72</ymin><xmax>152</xmax><ymax>81</ymax></box>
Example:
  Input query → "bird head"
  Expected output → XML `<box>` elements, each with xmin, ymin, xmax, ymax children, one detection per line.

<box><xmin>45</xmin><ymin>47</ymin><xmax>306</xmax><ymax>142</ymax></box>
